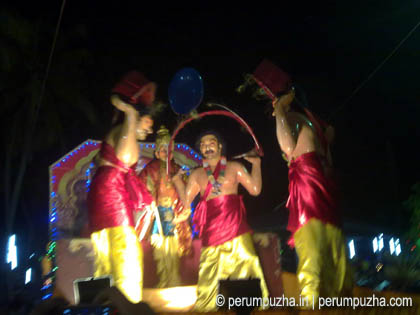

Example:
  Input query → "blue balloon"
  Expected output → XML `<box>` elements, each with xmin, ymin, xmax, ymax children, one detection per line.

<box><xmin>168</xmin><ymin>68</ymin><xmax>204</xmax><ymax>114</ymax></box>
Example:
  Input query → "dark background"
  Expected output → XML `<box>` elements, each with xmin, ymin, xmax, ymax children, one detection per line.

<box><xmin>2</xmin><ymin>0</ymin><xmax>419</xmax><ymax>266</ymax></box>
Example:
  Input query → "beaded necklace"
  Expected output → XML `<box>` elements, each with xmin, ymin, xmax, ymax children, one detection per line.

<box><xmin>203</xmin><ymin>157</ymin><xmax>227</xmax><ymax>195</ymax></box>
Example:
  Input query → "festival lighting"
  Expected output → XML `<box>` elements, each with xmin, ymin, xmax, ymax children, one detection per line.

<box><xmin>348</xmin><ymin>239</ymin><xmax>355</xmax><ymax>259</ymax></box>
<box><xmin>389</xmin><ymin>238</ymin><xmax>395</xmax><ymax>255</ymax></box>
<box><xmin>25</xmin><ymin>268</ymin><xmax>32</xmax><ymax>284</ymax></box>
<box><xmin>373</xmin><ymin>237</ymin><xmax>378</xmax><ymax>253</ymax></box>
<box><xmin>6</xmin><ymin>234</ymin><xmax>17</xmax><ymax>270</ymax></box>
<box><xmin>395</xmin><ymin>238</ymin><xmax>401</xmax><ymax>256</ymax></box>
<box><xmin>85</xmin><ymin>162</ymin><xmax>94</xmax><ymax>192</ymax></box>
<box><xmin>41</xmin><ymin>284</ymin><xmax>52</xmax><ymax>291</ymax></box>
<box><xmin>42</xmin><ymin>293</ymin><xmax>52</xmax><ymax>300</ymax></box>
<box><xmin>378</xmin><ymin>233</ymin><xmax>384</xmax><ymax>251</ymax></box>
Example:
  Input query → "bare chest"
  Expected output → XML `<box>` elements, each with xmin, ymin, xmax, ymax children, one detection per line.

<box><xmin>196</xmin><ymin>164</ymin><xmax>238</xmax><ymax>196</ymax></box>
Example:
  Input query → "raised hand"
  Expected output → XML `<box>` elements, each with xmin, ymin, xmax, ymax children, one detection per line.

<box><xmin>111</xmin><ymin>95</ymin><xmax>138</xmax><ymax>115</ymax></box>
<box><xmin>243</xmin><ymin>154</ymin><xmax>261</xmax><ymax>165</ymax></box>
<box><xmin>239</xmin><ymin>148</ymin><xmax>261</xmax><ymax>165</ymax></box>
<box><xmin>171</xmin><ymin>167</ymin><xmax>187</xmax><ymax>182</ymax></box>
<box><xmin>172</xmin><ymin>207</ymin><xmax>191</xmax><ymax>224</ymax></box>
<box><xmin>272</xmin><ymin>88</ymin><xmax>295</xmax><ymax>116</ymax></box>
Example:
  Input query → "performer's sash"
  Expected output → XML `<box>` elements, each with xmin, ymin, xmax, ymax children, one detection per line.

<box><xmin>192</xmin><ymin>160</ymin><xmax>251</xmax><ymax>246</ymax></box>
<box><xmin>286</xmin><ymin>151</ymin><xmax>340</xmax><ymax>247</ymax></box>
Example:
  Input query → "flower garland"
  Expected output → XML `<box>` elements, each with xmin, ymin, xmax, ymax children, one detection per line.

<box><xmin>203</xmin><ymin>157</ymin><xmax>227</xmax><ymax>195</ymax></box>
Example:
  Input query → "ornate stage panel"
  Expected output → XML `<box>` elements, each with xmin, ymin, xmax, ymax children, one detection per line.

<box><xmin>48</xmin><ymin>140</ymin><xmax>202</xmax><ymax>241</ymax></box>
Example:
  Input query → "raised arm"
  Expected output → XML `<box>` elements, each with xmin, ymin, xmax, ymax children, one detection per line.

<box><xmin>235</xmin><ymin>158</ymin><xmax>262</xmax><ymax>196</ymax></box>
<box><xmin>272</xmin><ymin>90</ymin><xmax>297</xmax><ymax>157</ymax></box>
<box><xmin>172</xmin><ymin>168</ymin><xmax>201</xmax><ymax>223</ymax></box>
<box><xmin>110</xmin><ymin>94</ymin><xmax>140</xmax><ymax>166</ymax></box>
<box><xmin>184</xmin><ymin>169</ymin><xmax>201</xmax><ymax>206</ymax></box>
<box><xmin>172</xmin><ymin>168</ymin><xmax>187</xmax><ymax>206</ymax></box>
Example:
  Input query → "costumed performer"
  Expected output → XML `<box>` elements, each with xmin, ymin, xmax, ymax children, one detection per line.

<box><xmin>87</xmin><ymin>71</ymin><xmax>156</xmax><ymax>303</ymax></box>
<box><xmin>253</xmin><ymin>60</ymin><xmax>353</xmax><ymax>307</ymax></box>
<box><xmin>136</xmin><ymin>125</ymin><xmax>192</xmax><ymax>288</ymax></box>
<box><xmin>176</xmin><ymin>130</ymin><xmax>269</xmax><ymax>311</ymax></box>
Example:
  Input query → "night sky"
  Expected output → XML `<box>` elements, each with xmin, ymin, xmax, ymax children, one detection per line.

<box><xmin>3</xmin><ymin>1</ymin><xmax>420</xmax><ymax>253</ymax></box>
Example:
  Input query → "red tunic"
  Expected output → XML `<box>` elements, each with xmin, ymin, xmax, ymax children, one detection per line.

<box><xmin>193</xmin><ymin>194</ymin><xmax>251</xmax><ymax>247</ymax></box>
<box><xmin>286</xmin><ymin>151</ymin><xmax>340</xmax><ymax>247</ymax></box>
<box><xmin>88</xmin><ymin>142</ymin><xmax>153</xmax><ymax>233</ymax></box>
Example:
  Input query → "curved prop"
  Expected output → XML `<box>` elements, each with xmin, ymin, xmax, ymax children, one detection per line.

<box><xmin>168</xmin><ymin>68</ymin><xmax>204</xmax><ymax>114</ymax></box>
<box><xmin>207</xmin><ymin>103</ymin><xmax>263</xmax><ymax>158</ymax></box>
<box><xmin>166</xmin><ymin>109</ymin><xmax>264</xmax><ymax>175</ymax></box>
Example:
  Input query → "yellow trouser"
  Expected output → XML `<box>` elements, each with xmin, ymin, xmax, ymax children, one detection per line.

<box><xmin>91</xmin><ymin>226</ymin><xmax>143</xmax><ymax>303</ymax></box>
<box><xmin>150</xmin><ymin>234</ymin><xmax>182</xmax><ymax>288</ymax></box>
<box><xmin>195</xmin><ymin>232</ymin><xmax>269</xmax><ymax>312</ymax></box>
<box><xmin>294</xmin><ymin>218</ymin><xmax>353</xmax><ymax>308</ymax></box>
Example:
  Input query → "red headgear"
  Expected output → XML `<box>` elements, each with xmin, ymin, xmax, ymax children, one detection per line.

<box><xmin>112</xmin><ymin>71</ymin><xmax>156</xmax><ymax>106</ymax></box>
<box><xmin>252</xmin><ymin>59</ymin><xmax>292</xmax><ymax>99</ymax></box>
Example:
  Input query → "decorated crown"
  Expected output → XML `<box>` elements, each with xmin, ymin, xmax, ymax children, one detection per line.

<box><xmin>155</xmin><ymin>125</ymin><xmax>171</xmax><ymax>149</ymax></box>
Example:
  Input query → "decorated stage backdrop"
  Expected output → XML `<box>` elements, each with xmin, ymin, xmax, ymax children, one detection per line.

<box><xmin>49</xmin><ymin>140</ymin><xmax>202</xmax><ymax>239</ymax></box>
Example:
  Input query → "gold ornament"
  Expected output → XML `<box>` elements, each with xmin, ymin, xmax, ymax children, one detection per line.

<box><xmin>155</xmin><ymin>125</ymin><xmax>171</xmax><ymax>150</ymax></box>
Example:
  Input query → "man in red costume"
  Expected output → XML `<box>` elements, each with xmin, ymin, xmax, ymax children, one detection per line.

<box><xmin>87</xmin><ymin>71</ymin><xmax>156</xmax><ymax>303</ymax></box>
<box><xmin>254</xmin><ymin>60</ymin><xmax>352</xmax><ymax>307</ymax></box>
<box><xmin>176</xmin><ymin>130</ymin><xmax>268</xmax><ymax>311</ymax></box>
